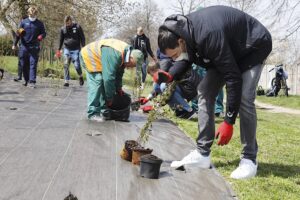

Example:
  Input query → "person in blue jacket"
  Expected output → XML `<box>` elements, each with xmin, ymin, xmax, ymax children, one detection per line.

<box><xmin>13</xmin><ymin>6</ymin><xmax>46</xmax><ymax>88</ymax></box>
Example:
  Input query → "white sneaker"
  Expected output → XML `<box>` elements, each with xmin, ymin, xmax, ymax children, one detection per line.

<box><xmin>230</xmin><ymin>158</ymin><xmax>257</xmax><ymax>179</ymax></box>
<box><xmin>171</xmin><ymin>149</ymin><xmax>211</xmax><ymax>169</ymax></box>
<box><xmin>28</xmin><ymin>83</ymin><xmax>36</xmax><ymax>88</ymax></box>
<box><xmin>89</xmin><ymin>115</ymin><xmax>105</xmax><ymax>122</ymax></box>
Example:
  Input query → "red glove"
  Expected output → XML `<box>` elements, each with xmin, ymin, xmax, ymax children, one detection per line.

<box><xmin>143</xmin><ymin>105</ymin><xmax>153</xmax><ymax>113</ymax></box>
<box><xmin>107</xmin><ymin>100</ymin><xmax>113</xmax><ymax>107</ymax></box>
<box><xmin>117</xmin><ymin>88</ymin><xmax>124</xmax><ymax>96</ymax></box>
<box><xmin>37</xmin><ymin>34</ymin><xmax>43</xmax><ymax>41</ymax></box>
<box><xmin>139</xmin><ymin>97</ymin><xmax>149</xmax><ymax>105</ymax></box>
<box><xmin>55</xmin><ymin>50</ymin><xmax>61</xmax><ymax>58</ymax></box>
<box><xmin>215</xmin><ymin>121</ymin><xmax>234</xmax><ymax>145</ymax></box>
<box><xmin>153</xmin><ymin>70</ymin><xmax>173</xmax><ymax>84</ymax></box>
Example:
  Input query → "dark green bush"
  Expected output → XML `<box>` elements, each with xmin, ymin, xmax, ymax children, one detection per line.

<box><xmin>0</xmin><ymin>35</ymin><xmax>17</xmax><ymax>56</ymax></box>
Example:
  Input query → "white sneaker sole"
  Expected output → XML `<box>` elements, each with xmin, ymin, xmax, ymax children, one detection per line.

<box><xmin>171</xmin><ymin>160</ymin><xmax>210</xmax><ymax>169</ymax></box>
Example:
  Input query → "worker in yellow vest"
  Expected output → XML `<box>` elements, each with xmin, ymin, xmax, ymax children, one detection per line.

<box><xmin>80</xmin><ymin>38</ymin><xmax>144</xmax><ymax>122</ymax></box>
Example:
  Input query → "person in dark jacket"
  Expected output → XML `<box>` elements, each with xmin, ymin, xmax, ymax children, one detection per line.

<box><xmin>56</xmin><ymin>15</ymin><xmax>85</xmax><ymax>87</ymax></box>
<box><xmin>12</xmin><ymin>15</ymin><xmax>28</xmax><ymax>82</ymax></box>
<box><xmin>132</xmin><ymin>27</ymin><xmax>157</xmax><ymax>89</ymax></box>
<box><xmin>158</xmin><ymin>5</ymin><xmax>272</xmax><ymax>179</ymax></box>
<box><xmin>13</xmin><ymin>6</ymin><xmax>46</xmax><ymax>88</ymax></box>
<box><xmin>156</xmin><ymin>48</ymin><xmax>173</xmax><ymax>72</ymax></box>
<box><xmin>141</xmin><ymin>61</ymin><xmax>200</xmax><ymax>119</ymax></box>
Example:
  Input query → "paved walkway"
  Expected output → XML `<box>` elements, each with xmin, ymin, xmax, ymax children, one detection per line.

<box><xmin>0</xmin><ymin>75</ymin><xmax>235</xmax><ymax>200</ymax></box>
<box><xmin>255</xmin><ymin>100</ymin><xmax>300</xmax><ymax>115</ymax></box>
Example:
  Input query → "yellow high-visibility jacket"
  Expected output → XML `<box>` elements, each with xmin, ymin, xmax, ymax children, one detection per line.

<box><xmin>81</xmin><ymin>39</ymin><xmax>129</xmax><ymax>72</ymax></box>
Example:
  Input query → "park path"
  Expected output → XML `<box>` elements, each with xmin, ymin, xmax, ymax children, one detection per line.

<box><xmin>255</xmin><ymin>100</ymin><xmax>300</xmax><ymax>115</ymax></box>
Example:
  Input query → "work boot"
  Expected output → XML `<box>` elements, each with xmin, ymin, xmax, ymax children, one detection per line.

<box><xmin>171</xmin><ymin>149</ymin><xmax>211</xmax><ymax>169</ymax></box>
<box><xmin>63</xmin><ymin>82</ymin><xmax>69</xmax><ymax>87</ymax></box>
<box><xmin>230</xmin><ymin>159</ymin><xmax>257</xmax><ymax>179</ymax></box>
<box><xmin>178</xmin><ymin>109</ymin><xmax>196</xmax><ymax>119</ymax></box>
<box><xmin>14</xmin><ymin>77</ymin><xmax>22</xmax><ymax>82</ymax></box>
<box><xmin>79</xmin><ymin>77</ymin><xmax>84</xmax><ymax>86</ymax></box>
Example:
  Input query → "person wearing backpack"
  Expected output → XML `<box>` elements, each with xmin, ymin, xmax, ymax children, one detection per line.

<box><xmin>132</xmin><ymin>27</ymin><xmax>157</xmax><ymax>89</ymax></box>
<box><xmin>56</xmin><ymin>15</ymin><xmax>85</xmax><ymax>87</ymax></box>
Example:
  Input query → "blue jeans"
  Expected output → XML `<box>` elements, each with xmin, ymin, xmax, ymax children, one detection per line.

<box><xmin>153</xmin><ymin>83</ymin><xmax>192</xmax><ymax>112</ymax></box>
<box><xmin>19</xmin><ymin>45</ymin><xmax>40</xmax><ymax>83</ymax></box>
<box><xmin>63</xmin><ymin>48</ymin><xmax>82</xmax><ymax>80</ymax></box>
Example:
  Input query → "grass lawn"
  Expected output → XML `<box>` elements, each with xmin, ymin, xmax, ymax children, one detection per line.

<box><xmin>256</xmin><ymin>95</ymin><xmax>300</xmax><ymax>110</ymax></box>
<box><xmin>169</xmin><ymin>104</ymin><xmax>300</xmax><ymax>200</ymax></box>
<box><xmin>0</xmin><ymin>56</ymin><xmax>84</xmax><ymax>80</ymax></box>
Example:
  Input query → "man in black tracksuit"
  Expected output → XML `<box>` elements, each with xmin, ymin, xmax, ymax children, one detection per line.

<box><xmin>132</xmin><ymin>27</ymin><xmax>157</xmax><ymax>89</ymax></box>
<box><xmin>57</xmin><ymin>15</ymin><xmax>85</xmax><ymax>87</ymax></box>
<box><xmin>158</xmin><ymin>5</ymin><xmax>272</xmax><ymax>179</ymax></box>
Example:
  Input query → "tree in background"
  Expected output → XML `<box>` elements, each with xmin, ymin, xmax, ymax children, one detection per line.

<box><xmin>113</xmin><ymin>0</ymin><xmax>161</xmax><ymax>53</ymax></box>
<box><xmin>171</xmin><ymin>0</ymin><xmax>205</xmax><ymax>15</ymax></box>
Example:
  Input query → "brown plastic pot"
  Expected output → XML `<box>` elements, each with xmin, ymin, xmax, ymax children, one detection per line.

<box><xmin>120</xmin><ymin>140</ymin><xmax>140</xmax><ymax>161</ymax></box>
<box><xmin>131</xmin><ymin>147</ymin><xmax>153</xmax><ymax>165</ymax></box>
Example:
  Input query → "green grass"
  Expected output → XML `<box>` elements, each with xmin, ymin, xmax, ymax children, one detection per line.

<box><xmin>256</xmin><ymin>95</ymin><xmax>300</xmax><ymax>110</ymax></box>
<box><xmin>169</xmin><ymin>107</ymin><xmax>300</xmax><ymax>200</ymax></box>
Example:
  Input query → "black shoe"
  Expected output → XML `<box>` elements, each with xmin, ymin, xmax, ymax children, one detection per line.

<box><xmin>178</xmin><ymin>110</ymin><xmax>196</xmax><ymax>119</ymax></box>
<box><xmin>23</xmin><ymin>81</ymin><xmax>28</xmax><ymax>86</ymax></box>
<box><xmin>64</xmin><ymin>82</ymin><xmax>69</xmax><ymax>87</ymax></box>
<box><xmin>175</xmin><ymin>109</ymin><xmax>185</xmax><ymax>117</ymax></box>
<box><xmin>14</xmin><ymin>77</ymin><xmax>22</xmax><ymax>82</ymax></box>
<box><xmin>79</xmin><ymin>77</ymin><xmax>84</xmax><ymax>86</ymax></box>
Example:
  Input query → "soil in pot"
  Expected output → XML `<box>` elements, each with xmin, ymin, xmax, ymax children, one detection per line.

<box><xmin>140</xmin><ymin>154</ymin><xmax>163</xmax><ymax>179</ymax></box>
<box><xmin>131</xmin><ymin>146</ymin><xmax>153</xmax><ymax>165</ymax></box>
<box><xmin>120</xmin><ymin>140</ymin><xmax>140</xmax><ymax>161</ymax></box>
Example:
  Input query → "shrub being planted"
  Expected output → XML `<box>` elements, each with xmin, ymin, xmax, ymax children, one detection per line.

<box><xmin>131</xmin><ymin>146</ymin><xmax>153</xmax><ymax>165</ymax></box>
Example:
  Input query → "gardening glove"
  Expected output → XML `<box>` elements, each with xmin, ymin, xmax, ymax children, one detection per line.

<box><xmin>153</xmin><ymin>70</ymin><xmax>173</xmax><ymax>84</ymax></box>
<box><xmin>215</xmin><ymin>121</ymin><xmax>234</xmax><ymax>146</ymax></box>
<box><xmin>16</xmin><ymin>28</ymin><xmax>26</xmax><ymax>37</ymax></box>
<box><xmin>55</xmin><ymin>50</ymin><xmax>61</xmax><ymax>58</ymax></box>
<box><xmin>142</xmin><ymin>105</ymin><xmax>153</xmax><ymax>113</ymax></box>
<box><xmin>117</xmin><ymin>88</ymin><xmax>125</xmax><ymax>96</ymax></box>
<box><xmin>107</xmin><ymin>100</ymin><xmax>113</xmax><ymax>108</ymax></box>
<box><xmin>140</xmin><ymin>97</ymin><xmax>149</xmax><ymax>105</ymax></box>
<box><xmin>37</xmin><ymin>34</ymin><xmax>43</xmax><ymax>41</ymax></box>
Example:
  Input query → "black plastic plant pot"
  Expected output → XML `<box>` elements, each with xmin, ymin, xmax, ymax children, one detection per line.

<box><xmin>140</xmin><ymin>154</ymin><xmax>163</xmax><ymax>179</ymax></box>
<box><xmin>110</xmin><ymin>93</ymin><xmax>131</xmax><ymax>121</ymax></box>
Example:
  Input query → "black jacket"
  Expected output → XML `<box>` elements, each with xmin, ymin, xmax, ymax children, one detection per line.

<box><xmin>59</xmin><ymin>23</ymin><xmax>85</xmax><ymax>50</ymax></box>
<box><xmin>133</xmin><ymin>34</ymin><xmax>154</xmax><ymax>60</ymax></box>
<box><xmin>161</xmin><ymin>60</ymin><xmax>201</xmax><ymax>101</ymax></box>
<box><xmin>161</xmin><ymin>5</ymin><xmax>272</xmax><ymax>124</ymax></box>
